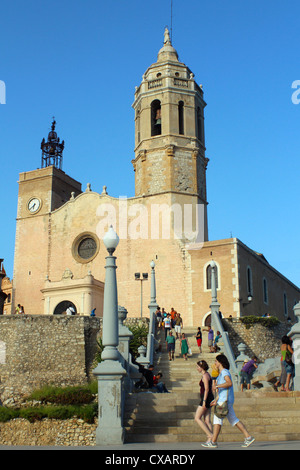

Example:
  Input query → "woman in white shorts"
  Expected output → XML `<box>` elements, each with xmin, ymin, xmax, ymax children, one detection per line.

<box><xmin>202</xmin><ymin>354</ymin><xmax>255</xmax><ymax>448</ymax></box>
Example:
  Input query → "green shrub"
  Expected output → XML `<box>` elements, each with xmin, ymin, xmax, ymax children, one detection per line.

<box><xmin>19</xmin><ymin>407</ymin><xmax>48</xmax><ymax>422</ymax></box>
<box><xmin>0</xmin><ymin>404</ymin><xmax>98</xmax><ymax>424</ymax></box>
<box><xmin>27</xmin><ymin>383</ymin><xmax>97</xmax><ymax>405</ymax></box>
<box><xmin>0</xmin><ymin>407</ymin><xmax>18</xmax><ymax>422</ymax></box>
<box><xmin>93</xmin><ymin>338</ymin><xmax>104</xmax><ymax>365</ymax></box>
<box><xmin>240</xmin><ymin>315</ymin><xmax>280</xmax><ymax>329</ymax></box>
<box><xmin>128</xmin><ymin>323</ymin><xmax>149</xmax><ymax>359</ymax></box>
<box><xmin>93</xmin><ymin>323</ymin><xmax>149</xmax><ymax>363</ymax></box>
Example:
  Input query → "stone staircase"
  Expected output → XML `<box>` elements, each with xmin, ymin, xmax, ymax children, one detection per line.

<box><xmin>124</xmin><ymin>327</ymin><xmax>300</xmax><ymax>443</ymax></box>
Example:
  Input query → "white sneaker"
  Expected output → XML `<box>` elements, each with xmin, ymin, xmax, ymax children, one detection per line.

<box><xmin>201</xmin><ymin>441</ymin><xmax>218</xmax><ymax>448</ymax></box>
<box><xmin>242</xmin><ymin>436</ymin><xmax>255</xmax><ymax>447</ymax></box>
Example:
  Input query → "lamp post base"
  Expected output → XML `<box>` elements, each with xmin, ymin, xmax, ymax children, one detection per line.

<box><xmin>96</xmin><ymin>425</ymin><xmax>125</xmax><ymax>446</ymax></box>
<box><xmin>94</xmin><ymin>359</ymin><xmax>126</xmax><ymax>446</ymax></box>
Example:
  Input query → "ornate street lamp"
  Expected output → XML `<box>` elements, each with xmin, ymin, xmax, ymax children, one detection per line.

<box><xmin>93</xmin><ymin>226</ymin><xmax>126</xmax><ymax>445</ymax></box>
<box><xmin>134</xmin><ymin>272</ymin><xmax>148</xmax><ymax>318</ymax></box>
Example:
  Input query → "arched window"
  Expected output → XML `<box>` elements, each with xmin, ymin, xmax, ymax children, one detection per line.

<box><xmin>136</xmin><ymin>107</ymin><xmax>141</xmax><ymax>143</ymax></box>
<box><xmin>151</xmin><ymin>100</ymin><xmax>161</xmax><ymax>136</ymax></box>
<box><xmin>206</xmin><ymin>264</ymin><xmax>219</xmax><ymax>290</ymax></box>
<box><xmin>178</xmin><ymin>101</ymin><xmax>184</xmax><ymax>135</ymax></box>
<box><xmin>247</xmin><ymin>267</ymin><xmax>253</xmax><ymax>296</ymax></box>
<box><xmin>263</xmin><ymin>278</ymin><xmax>268</xmax><ymax>304</ymax></box>
<box><xmin>283</xmin><ymin>293</ymin><xmax>288</xmax><ymax>317</ymax></box>
<box><xmin>197</xmin><ymin>106</ymin><xmax>203</xmax><ymax>142</ymax></box>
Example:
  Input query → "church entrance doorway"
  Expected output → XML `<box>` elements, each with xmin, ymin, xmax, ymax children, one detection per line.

<box><xmin>53</xmin><ymin>301</ymin><xmax>77</xmax><ymax>315</ymax></box>
<box><xmin>203</xmin><ymin>312</ymin><xmax>211</xmax><ymax>327</ymax></box>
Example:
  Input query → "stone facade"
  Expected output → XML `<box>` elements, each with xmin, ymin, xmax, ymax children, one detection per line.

<box><xmin>1</xmin><ymin>277</ymin><xmax>12</xmax><ymax>315</ymax></box>
<box><xmin>41</xmin><ymin>271</ymin><xmax>104</xmax><ymax>316</ymax></box>
<box><xmin>189</xmin><ymin>238</ymin><xmax>300</xmax><ymax>326</ymax></box>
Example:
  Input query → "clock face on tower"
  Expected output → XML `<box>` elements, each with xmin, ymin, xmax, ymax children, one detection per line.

<box><xmin>27</xmin><ymin>197</ymin><xmax>41</xmax><ymax>214</ymax></box>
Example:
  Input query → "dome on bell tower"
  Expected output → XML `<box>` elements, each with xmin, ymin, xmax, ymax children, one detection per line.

<box><xmin>157</xmin><ymin>27</ymin><xmax>179</xmax><ymax>62</ymax></box>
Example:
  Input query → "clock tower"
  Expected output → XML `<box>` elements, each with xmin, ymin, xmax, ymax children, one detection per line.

<box><xmin>12</xmin><ymin>120</ymin><xmax>82</xmax><ymax>314</ymax></box>
<box><xmin>16</xmin><ymin>119</ymin><xmax>81</xmax><ymax>219</ymax></box>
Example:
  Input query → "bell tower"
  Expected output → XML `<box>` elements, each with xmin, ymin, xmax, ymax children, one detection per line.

<box><xmin>132</xmin><ymin>28</ymin><xmax>209</xmax><ymax>221</ymax></box>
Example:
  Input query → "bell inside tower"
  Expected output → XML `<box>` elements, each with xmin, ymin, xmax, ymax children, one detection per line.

<box><xmin>151</xmin><ymin>100</ymin><xmax>162</xmax><ymax>136</ymax></box>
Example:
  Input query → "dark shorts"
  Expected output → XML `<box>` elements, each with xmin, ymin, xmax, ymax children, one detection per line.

<box><xmin>167</xmin><ymin>343</ymin><xmax>175</xmax><ymax>352</ymax></box>
<box><xmin>199</xmin><ymin>393</ymin><xmax>214</xmax><ymax>408</ymax></box>
<box><xmin>283</xmin><ymin>360</ymin><xmax>295</xmax><ymax>376</ymax></box>
<box><xmin>240</xmin><ymin>370</ymin><xmax>251</xmax><ymax>385</ymax></box>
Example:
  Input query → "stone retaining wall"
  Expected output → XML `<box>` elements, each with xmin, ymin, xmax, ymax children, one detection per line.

<box><xmin>0</xmin><ymin>315</ymin><xmax>100</xmax><ymax>402</ymax></box>
<box><xmin>222</xmin><ymin>318</ymin><xmax>291</xmax><ymax>361</ymax></box>
<box><xmin>0</xmin><ymin>418</ymin><xmax>97</xmax><ymax>447</ymax></box>
<box><xmin>0</xmin><ymin>315</ymin><xmax>148</xmax><ymax>403</ymax></box>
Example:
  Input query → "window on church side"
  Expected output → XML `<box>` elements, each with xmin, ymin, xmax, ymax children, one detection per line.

<box><xmin>247</xmin><ymin>267</ymin><xmax>253</xmax><ymax>296</ymax></box>
<box><xmin>136</xmin><ymin>108</ymin><xmax>141</xmax><ymax>143</ymax></box>
<box><xmin>197</xmin><ymin>107</ymin><xmax>203</xmax><ymax>142</ymax></box>
<box><xmin>283</xmin><ymin>293</ymin><xmax>288</xmax><ymax>317</ymax></box>
<box><xmin>263</xmin><ymin>278</ymin><xmax>268</xmax><ymax>304</ymax></box>
<box><xmin>206</xmin><ymin>264</ymin><xmax>218</xmax><ymax>290</ymax></box>
<box><xmin>151</xmin><ymin>100</ymin><xmax>162</xmax><ymax>136</ymax></box>
<box><xmin>178</xmin><ymin>101</ymin><xmax>184</xmax><ymax>135</ymax></box>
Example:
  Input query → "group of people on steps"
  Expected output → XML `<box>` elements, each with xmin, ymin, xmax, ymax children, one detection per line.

<box><xmin>155</xmin><ymin>306</ymin><xmax>190</xmax><ymax>360</ymax></box>
<box><xmin>155</xmin><ymin>308</ymin><xmax>256</xmax><ymax>448</ymax></box>
<box><xmin>155</xmin><ymin>305</ymin><xmax>296</xmax><ymax>448</ymax></box>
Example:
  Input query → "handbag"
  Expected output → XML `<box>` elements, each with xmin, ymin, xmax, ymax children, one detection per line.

<box><xmin>284</xmin><ymin>346</ymin><xmax>294</xmax><ymax>365</ymax></box>
<box><xmin>214</xmin><ymin>388</ymin><xmax>229</xmax><ymax>419</ymax></box>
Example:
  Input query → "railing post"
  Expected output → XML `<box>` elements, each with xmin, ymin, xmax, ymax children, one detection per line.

<box><xmin>288</xmin><ymin>302</ymin><xmax>300</xmax><ymax>391</ymax></box>
<box><xmin>235</xmin><ymin>343</ymin><xmax>250</xmax><ymax>375</ymax></box>
<box><xmin>209</xmin><ymin>260</ymin><xmax>239</xmax><ymax>390</ymax></box>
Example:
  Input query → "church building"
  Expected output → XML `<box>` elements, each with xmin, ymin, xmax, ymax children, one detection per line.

<box><xmin>10</xmin><ymin>30</ymin><xmax>300</xmax><ymax>326</ymax></box>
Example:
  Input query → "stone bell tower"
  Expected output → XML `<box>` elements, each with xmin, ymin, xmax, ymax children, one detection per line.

<box><xmin>132</xmin><ymin>28</ymin><xmax>209</xmax><ymax>240</ymax></box>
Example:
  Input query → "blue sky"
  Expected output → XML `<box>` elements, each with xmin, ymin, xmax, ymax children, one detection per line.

<box><xmin>0</xmin><ymin>0</ymin><xmax>299</xmax><ymax>287</ymax></box>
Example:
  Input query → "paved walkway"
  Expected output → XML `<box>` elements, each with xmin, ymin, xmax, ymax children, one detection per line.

<box><xmin>1</xmin><ymin>440</ymin><xmax>299</xmax><ymax>450</ymax></box>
